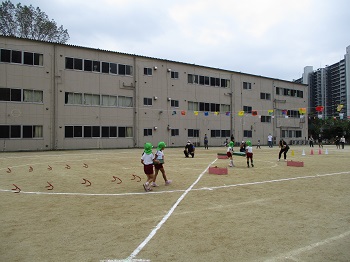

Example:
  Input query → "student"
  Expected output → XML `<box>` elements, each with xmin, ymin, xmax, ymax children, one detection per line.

<box><xmin>278</xmin><ymin>139</ymin><xmax>290</xmax><ymax>161</ymax></box>
<box><xmin>184</xmin><ymin>141</ymin><xmax>195</xmax><ymax>158</ymax></box>
<box><xmin>141</xmin><ymin>143</ymin><xmax>158</xmax><ymax>192</ymax></box>
<box><xmin>318</xmin><ymin>134</ymin><xmax>323</xmax><ymax>148</ymax></box>
<box><xmin>227</xmin><ymin>141</ymin><xmax>235</xmax><ymax>167</ymax></box>
<box><xmin>245</xmin><ymin>140</ymin><xmax>254</xmax><ymax>167</ymax></box>
<box><xmin>256</xmin><ymin>139</ymin><xmax>261</xmax><ymax>149</ymax></box>
<box><xmin>152</xmin><ymin>141</ymin><xmax>172</xmax><ymax>187</ymax></box>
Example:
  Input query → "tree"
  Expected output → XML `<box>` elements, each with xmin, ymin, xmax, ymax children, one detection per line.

<box><xmin>0</xmin><ymin>0</ymin><xmax>69</xmax><ymax>43</ymax></box>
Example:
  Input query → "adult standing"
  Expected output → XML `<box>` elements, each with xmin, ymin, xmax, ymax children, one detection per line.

<box><xmin>204</xmin><ymin>134</ymin><xmax>209</xmax><ymax>149</ymax></box>
<box><xmin>318</xmin><ymin>134</ymin><xmax>323</xmax><ymax>148</ymax></box>
<box><xmin>340</xmin><ymin>136</ymin><xmax>346</xmax><ymax>149</ymax></box>
<box><xmin>267</xmin><ymin>133</ymin><xmax>273</xmax><ymax>148</ymax></box>
<box><xmin>308</xmin><ymin>135</ymin><xmax>314</xmax><ymax>147</ymax></box>
<box><xmin>334</xmin><ymin>136</ymin><xmax>340</xmax><ymax>149</ymax></box>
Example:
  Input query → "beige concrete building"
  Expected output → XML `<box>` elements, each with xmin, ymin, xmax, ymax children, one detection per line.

<box><xmin>1</xmin><ymin>36</ymin><xmax>308</xmax><ymax>151</ymax></box>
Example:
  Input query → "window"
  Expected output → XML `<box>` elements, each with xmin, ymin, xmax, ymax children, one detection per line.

<box><xmin>260</xmin><ymin>92</ymin><xmax>271</xmax><ymax>100</ymax></box>
<box><xmin>221</xmin><ymin>130</ymin><xmax>230</xmax><ymax>137</ymax></box>
<box><xmin>188</xmin><ymin>101</ymin><xmax>199</xmax><ymax>111</ymax></box>
<box><xmin>144</xmin><ymin>67</ymin><xmax>152</xmax><ymax>75</ymax></box>
<box><xmin>118</xmin><ymin>96</ymin><xmax>133</xmax><ymax>107</ymax></box>
<box><xmin>143</xmin><ymin>97</ymin><xmax>153</xmax><ymax>106</ymax></box>
<box><xmin>221</xmin><ymin>79</ymin><xmax>229</xmax><ymax>88</ymax></box>
<box><xmin>23</xmin><ymin>125</ymin><xmax>43</xmax><ymax>138</ymax></box>
<box><xmin>93</xmin><ymin>61</ymin><xmax>100</xmax><ymax>72</ymax></box>
<box><xmin>65</xmin><ymin>126</ymin><xmax>82</xmax><ymax>138</ymax></box>
<box><xmin>23</xmin><ymin>52</ymin><xmax>43</xmax><ymax>66</ymax></box>
<box><xmin>243</xmin><ymin>82</ymin><xmax>251</xmax><ymax>90</ymax></box>
<box><xmin>243</xmin><ymin>106</ymin><xmax>252</xmax><ymax>113</ymax></box>
<box><xmin>0</xmin><ymin>88</ymin><xmax>21</xmax><ymax>102</ymax></box>
<box><xmin>261</xmin><ymin>116</ymin><xmax>271</xmax><ymax>123</ymax></box>
<box><xmin>297</xmin><ymin>90</ymin><xmax>303</xmax><ymax>98</ymax></box>
<box><xmin>101</xmin><ymin>126</ymin><xmax>117</xmax><ymax>138</ymax></box>
<box><xmin>23</xmin><ymin>90</ymin><xmax>43</xmax><ymax>103</ymax></box>
<box><xmin>188</xmin><ymin>129</ymin><xmax>199</xmax><ymax>137</ymax></box>
<box><xmin>243</xmin><ymin>130</ymin><xmax>252</xmax><ymax>137</ymax></box>
<box><xmin>211</xmin><ymin>130</ymin><xmax>221</xmax><ymax>137</ymax></box>
<box><xmin>84</xmin><ymin>94</ymin><xmax>100</xmax><ymax>106</ymax></box>
<box><xmin>110</xmin><ymin>63</ymin><xmax>117</xmax><ymax>74</ymax></box>
<box><xmin>118</xmin><ymin>127</ymin><xmax>133</xmax><ymax>137</ymax></box>
<box><xmin>102</xmin><ymin>62</ymin><xmax>110</xmax><ymax>73</ymax></box>
<box><xmin>65</xmin><ymin>57</ymin><xmax>82</xmax><ymax>70</ymax></box>
<box><xmin>84</xmin><ymin>126</ymin><xmax>100</xmax><ymax>138</ymax></box>
<box><xmin>171</xmin><ymin>100</ymin><xmax>179</xmax><ymax>107</ymax></box>
<box><xmin>204</xmin><ymin>76</ymin><xmax>210</xmax><ymax>85</ymax></box>
<box><xmin>221</xmin><ymin>104</ymin><xmax>230</xmax><ymax>112</ymax></box>
<box><xmin>84</xmin><ymin>60</ymin><xmax>92</xmax><ymax>71</ymax></box>
<box><xmin>199</xmin><ymin>75</ymin><xmax>205</xmax><ymax>85</ymax></box>
<box><xmin>0</xmin><ymin>49</ymin><xmax>11</xmax><ymax>62</ymax></box>
<box><xmin>101</xmin><ymin>95</ymin><xmax>117</xmax><ymax>107</ymax></box>
<box><xmin>276</xmin><ymin>87</ymin><xmax>280</xmax><ymax>95</ymax></box>
<box><xmin>210</xmin><ymin>103</ymin><xmax>220</xmax><ymax>112</ymax></box>
<box><xmin>171</xmin><ymin>71</ymin><xmax>179</xmax><ymax>79</ymax></box>
<box><xmin>65</xmin><ymin>92</ymin><xmax>83</xmax><ymax>105</ymax></box>
<box><xmin>171</xmin><ymin>129</ymin><xmax>179</xmax><ymax>136</ymax></box>
<box><xmin>144</xmin><ymin>128</ymin><xmax>153</xmax><ymax>136</ymax></box>
<box><xmin>11</xmin><ymin>50</ymin><xmax>22</xmax><ymax>64</ymax></box>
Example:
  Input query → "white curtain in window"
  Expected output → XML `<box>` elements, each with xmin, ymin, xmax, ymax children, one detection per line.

<box><xmin>33</xmin><ymin>90</ymin><xmax>43</xmax><ymax>103</ymax></box>
<box><xmin>126</xmin><ymin>127</ymin><xmax>133</xmax><ymax>137</ymax></box>
<box><xmin>84</xmin><ymin>94</ymin><xmax>92</xmax><ymax>105</ymax></box>
<box><xmin>23</xmin><ymin>90</ymin><xmax>33</xmax><ymax>102</ymax></box>
<box><xmin>92</xmin><ymin>94</ymin><xmax>100</xmax><ymax>105</ymax></box>
<box><xmin>74</xmin><ymin>93</ymin><xmax>82</xmax><ymax>104</ymax></box>
<box><xmin>34</xmin><ymin>126</ymin><xmax>43</xmax><ymax>138</ymax></box>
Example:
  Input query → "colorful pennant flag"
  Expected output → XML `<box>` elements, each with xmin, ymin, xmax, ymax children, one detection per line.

<box><xmin>282</xmin><ymin>110</ymin><xmax>288</xmax><ymax>115</ymax></box>
<box><xmin>252</xmin><ymin>110</ymin><xmax>258</xmax><ymax>116</ymax></box>
<box><xmin>204</xmin><ymin>112</ymin><xmax>209</xmax><ymax>116</ymax></box>
<box><xmin>268</xmin><ymin>110</ymin><xmax>274</xmax><ymax>116</ymax></box>
<box><xmin>225</xmin><ymin>112</ymin><xmax>230</xmax><ymax>116</ymax></box>
<box><xmin>238</xmin><ymin>111</ymin><xmax>244</xmax><ymax>116</ymax></box>
<box><xmin>214</xmin><ymin>112</ymin><xmax>219</xmax><ymax>116</ymax></box>
<box><xmin>299</xmin><ymin>108</ymin><xmax>306</xmax><ymax>114</ymax></box>
<box><xmin>316</xmin><ymin>106</ymin><xmax>324</xmax><ymax>112</ymax></box>
<box><xmin>172</xmin><ymin>111</ymin><xmax>176</xmax><ymax>115</ymax></box>
<box><xmin>337</xmin><ymin>104</ymin><xmax>344</xmax><ymax>112</ymax></box>
<box><xmin>194</xmin><ymin>111</ymin><xmax>198</xmax><ymax>116</ymax></box>
<box><xmin>181</xmin><ymin>110</ymin><xmax>186</xmax><ymax>115</ymax></box>
<box><xmin>339</xmin><ymin>113</ymin><xmax>344</xmax><ymax>119</ymax></box>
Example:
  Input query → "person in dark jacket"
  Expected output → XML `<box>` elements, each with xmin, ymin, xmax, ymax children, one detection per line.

<box><xmin>184</xmin><ymin>141</ymin><xmax>195</xmax><ymax>158</ymax></box>
<box><xmin>278</xmin><ymin>139</ymin><xmax>290</xmax><ymax>161</ymax></box>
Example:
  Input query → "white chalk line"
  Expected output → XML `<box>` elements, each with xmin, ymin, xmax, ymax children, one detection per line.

<box><xmin>100</xmin><ymin>159</ymin><xmax>218</xmax><ymax>262</ymax></box>
<box><xmin>1</xmin><ymin>171</ymin><xmax>349</xmax><ymax>196</ymax></box>
<box><xmin>264</xmin><ymin>230</ymin><xmax>350</xmax><ymax>262</ymax></box>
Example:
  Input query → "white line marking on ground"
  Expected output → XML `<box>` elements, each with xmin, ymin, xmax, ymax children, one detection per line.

<box><xmin>264</xmin><ymin>230</ymin><xmax>350</xmax><ymax>262</ymax></box>
<box><xmin>100</xmin><ymin>159</ymin><xmax>218</xmax><ymax>262</ymax></box>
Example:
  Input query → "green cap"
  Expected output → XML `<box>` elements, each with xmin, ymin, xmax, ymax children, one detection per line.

<box><xmin>229</xmin><ymin>141</ymin><xmax>234</xmax><ymax>147</ymax></box>
<box><xmin>144</xmin><ymin>143</ymin><xmax>153</xmax><ymax>155</ymax></box>
<box><xmin>246</xmin><ymin>140</ymin><xmax>252</xmax><ymax>146</ymax></box>
<box><xmin>157</xmin><ymin>141</ymin><xmax>166</xmax><ymax>150</ymax></box>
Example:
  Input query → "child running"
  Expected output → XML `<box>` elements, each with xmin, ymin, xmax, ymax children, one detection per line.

<box><xmin>227</xmin><ymin>141</ymin><xmax>235</xmax><ymax>167</ymax></box>
<box><xmin>141</xmin><ymin>142</ymin><xmax>158</xmax><ymax>192</ymax></box>
<box><xmin>152</xmin><ymin>141</ymin><xmax>172</xmax><ymax>187</ymax></box>
<box><xmin>245</xmin><ymin>140</ymin><xmax>254</xmax><ymax>167</ymax></box>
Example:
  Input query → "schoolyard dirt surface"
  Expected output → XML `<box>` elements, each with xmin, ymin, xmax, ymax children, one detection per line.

<box><xmin>1</xmin><ymin>145</ymin><xmax>350</xmax><ymax>262</ymax></box>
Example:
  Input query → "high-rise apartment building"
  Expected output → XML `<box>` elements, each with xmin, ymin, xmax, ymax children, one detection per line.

<box><xmin>296</xmin><ymin>45</ymin><xmax>350</xmax><ymax>119</ymax></box>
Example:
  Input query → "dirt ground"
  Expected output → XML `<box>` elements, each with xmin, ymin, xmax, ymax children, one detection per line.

<box><xmin>1</xmin><ymin>145</ymin><xmax>350</xmax><ymax>262</ymax></box>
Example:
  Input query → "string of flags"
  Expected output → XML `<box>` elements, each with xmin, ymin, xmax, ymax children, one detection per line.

<box><xmin>169</xmin><ymin>104</ymin><xmax>344</xmax><ymax>117</ymax></box>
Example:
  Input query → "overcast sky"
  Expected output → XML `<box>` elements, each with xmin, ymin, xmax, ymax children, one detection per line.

<box><xmin>14</xmin><ymin>0</ymin><xmax>350</xmax><ymax>81</ymax></box>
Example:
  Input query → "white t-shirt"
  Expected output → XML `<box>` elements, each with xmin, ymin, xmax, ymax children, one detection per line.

<box><xmin>227</xmin><ymin>146</ymin><xmax>234</xmax><ymax>153</ymax></box>
<box><xmin>268</xmin><ymin>135</ymin><xmax>273</xmax><ymax>141</ymax></box>
<box><xmin>141</xmin><ymin>152</ymin><xmax>154</xmax><ymax>165</ymax></box>
<box><xmin>155</xmin><ymin>150</ymin><xmax>164</xmax><ymax>160</ymax></box>
<box><xmin>246</xmin><ymin>146</ymin><xmax>253</xmax><ymax>153</ymax></box>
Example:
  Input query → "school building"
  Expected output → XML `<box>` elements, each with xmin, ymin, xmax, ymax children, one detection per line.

<box><xmin>0</xmin><ymin>36</ymin><xmax>308</xmax><ymax>151</ymax></box>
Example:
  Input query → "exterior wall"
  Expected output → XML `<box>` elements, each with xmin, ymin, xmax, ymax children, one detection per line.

<box><xmin>0</xmin><ymin>36</ymin><xmax>308</xmax><ymax>151</ymax></box>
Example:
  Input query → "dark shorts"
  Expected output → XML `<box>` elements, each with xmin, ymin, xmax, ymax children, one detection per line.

<box><xmin>144</xmin><ymin>164</ymin><xmax>154</xmax><ymax>175</ymax></box>
<box><xmin>227</xmin><ymin>152</ymin><xmax>232</xmax><ymax>157</ymax></box>
<box><xmin>246</xmin><ymin>152</ymin><xmax>253</xmax><ymax>158</ymax></box>
<box><xmin>154</xmin><ymin>163</ymin><xmax>164</xmax><ymax>170</ymax></box>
